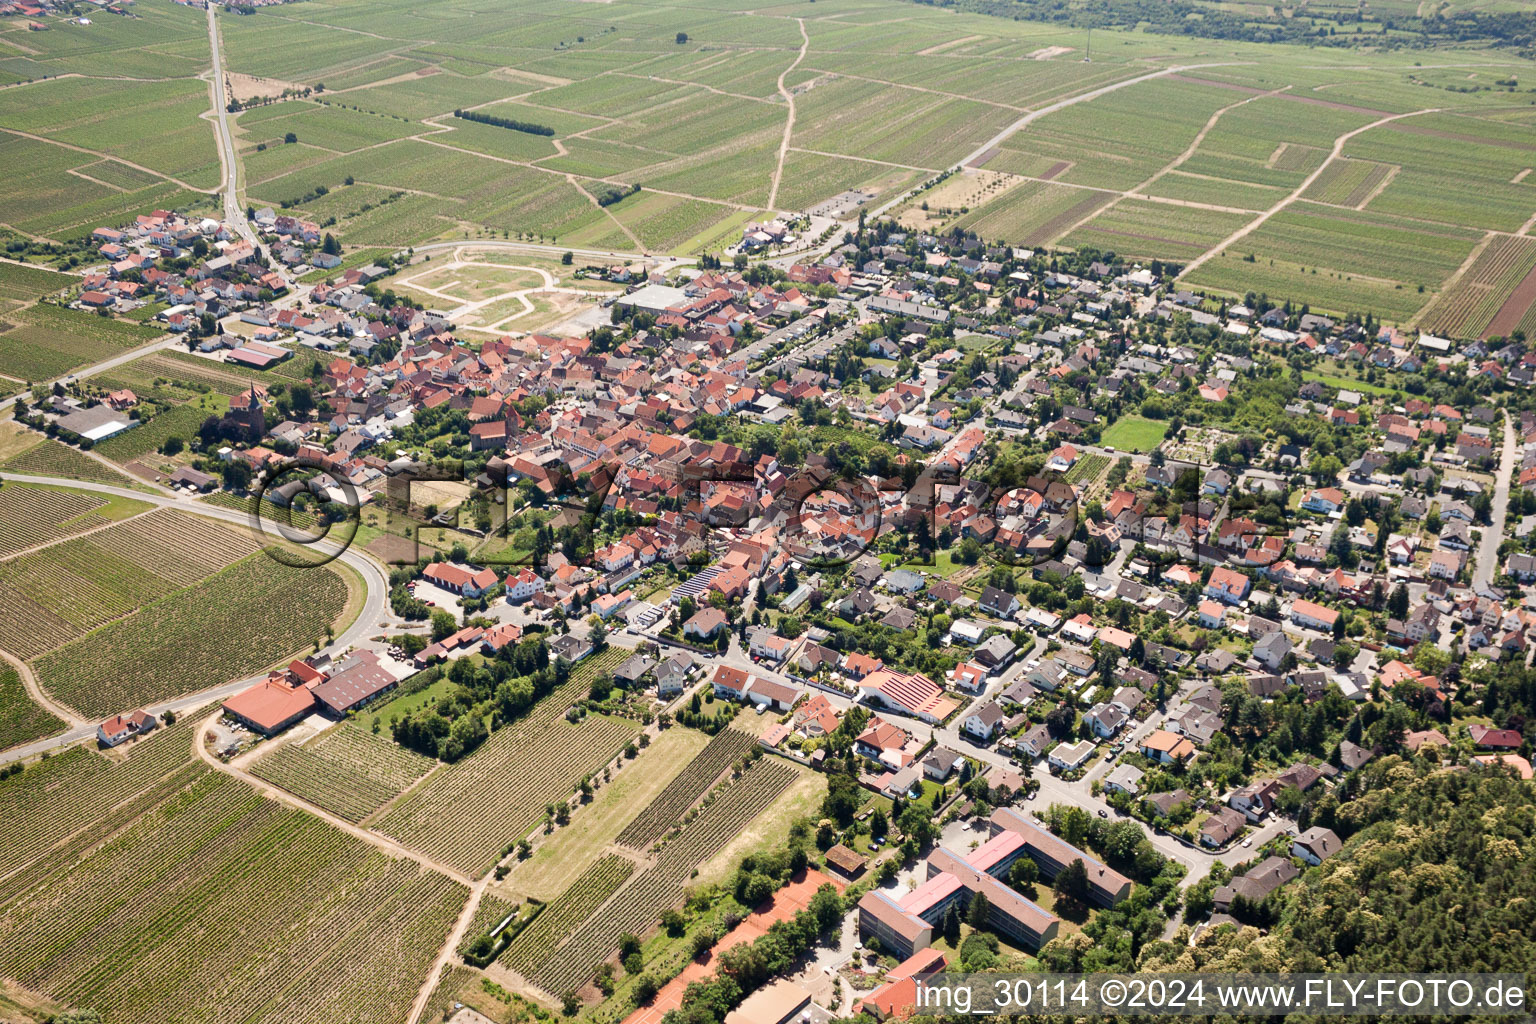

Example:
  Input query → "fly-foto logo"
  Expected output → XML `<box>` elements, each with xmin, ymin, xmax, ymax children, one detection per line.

<box><xmin>241</xmin><ymin>450</ymin><xmax>1283</xmax><ymax>578</ymax></box>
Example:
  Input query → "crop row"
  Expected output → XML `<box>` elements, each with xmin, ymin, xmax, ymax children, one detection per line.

<box><xmin>0</xmin><ymin>714</ymin><xmax>202</xmax><ymax>880</ymax></box>
<box><xmin>250</xmin><ymin>724</ymin><xmax>435</xmax><ymax>822</ymax></box>
<box><xmin>35</xmin><ymin>555</ymin><xmax>349</xmax><ymax>719</ymax></box>
<box><xmin>374</xmin><ymin>710</ymin><xmax>638</xmax><ymax>878</ymax></box>
<box><xmin>1421</xmin><ymin>235</ymin><xmax>1536</xmax><ymax>339</ymax></box>
<box><xmin>0</xmin><ymin>508</ymin><xmax>260</xmax><ymax>660</ymax></box>
<box><xmin>456</xmin><ymin>894</ymin><xmax>519</xmax><ymax>956</ymax></box>
<box><xmin>0</xmin><ymin>303</ymin><xmax>161</xmax><ymax>383</ymax></box>
<box><xmin>0</xmin><ymin>667</ymin><xmax>64</xmax><ymax>752</ymax></box>
<box><xmin>500</xmin><ymin>854</ymin><xmax>635</xmax><ymax>975</ymax></box>
<box><xmin>531</xmin><ymin>759</ymin><xmax>803</xmax><ymax>995</ymax></box>
<box><xmin>90</xmin><ymin>508</ymin><xmax>259</xmax><ymax>586</ymax></box>
<box><xmin>651</xmin><ymin>760</ymin><xmax>802</xmax><ymax>884</ymax></box>
<box><xmin>0</xmin><ymin>484</ymin><xmax>108</xmax><ymax>557</ymax></box>
<box><xmin>0</xmin><ymin>769</ymin><xmax>466</xmax><ymax>1024</ymax></box>
<box><xmin>0</xmin><ymin>439</ymin><xmax>137</xmax><ymax>488</ymax></box>
<box><xmin>615</xmin><ymin>726</ymin><xmax>757</xmax><ymax>850</ymax></box>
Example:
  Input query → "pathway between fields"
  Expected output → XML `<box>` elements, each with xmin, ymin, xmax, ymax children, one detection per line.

<box><xmin>1177</xmin><ymin>107</ymin><xmax>1440</xmax><ymax>280</ymax></box>
<box><xmin>1054</xmin><ymin>84</ymin><xmax>1291</xmax><ymax>243</ymax></box>
<box><xmin>766</xmin><ymin>18</ymin><xmax>810</xmax><ymax>213</ymax></box>
<box><xmin>0</xmin><ymin>648</ymin><xmax>85</xmax><ymax>728</ymax></box>
<box><xmin>193</xmin><ymin>709</ymin><xmax>476</xmax><ymax>885</ymax></box>
<box><xmin>206</xmin><ymin>4</ymin><xmax>261</xmax><ymax>249</ymax></box>
<box><xmin>865</xmin><ymin>60</ymin><xmax>1251</xmax><ymax>223</ymax></box>
<box><xmin>0</xmin><ymin>471</ymin><xmax>391</xmax><ymax>765</ymax></box>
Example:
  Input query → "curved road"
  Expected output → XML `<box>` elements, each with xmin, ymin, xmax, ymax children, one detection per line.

<box><xmin>0</xmin><ymin>471</ymin><xmax>390</xmax><ymax>766</ymax></box>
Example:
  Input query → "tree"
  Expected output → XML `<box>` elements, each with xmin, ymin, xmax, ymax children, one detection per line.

<box><xmin>161</xmin><ymin>436</ymin><xmax>184</xmax><ymax>456</ymax></box>
<box><xmin>1009</xmin><ymin>856</ymin><xmax>1038</xmax><ymax>892</ymax></box>
<box><xmin>284</xmin><ymin>131</ymin><xmax>298</xmax><ymax>144</ymax></box>
<box><xmin>966</xmin><ymin>890</ymin><xmax>992</xmax><ymax>930</ymax></box>
<box><xmin>561</xmin><ymin>250</ymin><xmax>574</xmax><ymax>265</ymax></box>
<box><xmin>561</xmin><ymin>991</ymin><xmax>579</xmax><ymax>1016</ymax></box>
<box><xmin>322</xmin><ymin>233</ymin><xmax>341</xmax><ymax>256</ymax></box>
<box><xmin>869</xmin><ymin>808</ymin><xmax>888</xmax><ymax>840</ymax></box>
<box><xmin>619</xmin><ymin>932</ymin><xmax>642</xmax><ymax>960</ymax></box>
<box><xmin>676</xmin><ymin>31</ymin><xmax>689</xmax><ymax>43</ymax></box>
<box><xmin>1054</xmin><ymin>857</ymin><xmax>1090</xmax><ymax>910</ymax></box>
<box><xmin>430</xmin><ymin>609</ymin><xmax>457</xmax><ymax>641</ymax></box>
<box><xmin>822</xmin><ymin>773</ymin><xmax>861</xmax><ymax>826</ymax></box>
<box><xmin>1388</xmin><ymin>583</ymin><xmax>1409</xmax><ymax>620</ymax></box>
<box><xmin>941</xmin><ymin>905</ymin><xmax>961</xmax><ymax>945</ymax></box>
<box><xmin>634</xmin><ymin>975</ymin><xmax>659</xmax><ymax>1004</ymax></box>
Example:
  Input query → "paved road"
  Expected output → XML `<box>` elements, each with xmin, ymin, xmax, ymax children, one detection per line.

<box><xmin>205</xmin><ymin>5</ymin><xmax>259</xmax><ymax>250</ymax></box>
<box><xmin>1474</xmin><ymin>412</ymin><xmax>1517</xmax><ymax>591</ymax></box>
<box><xmin>0</xmin><ymin>336</ymin><xmax>183</xmax><ymax>411</ymax></box>
<box><xmin>0</xmin><ymin>472</ymin><xmax>390</xmax><ymax>765</ymax></box>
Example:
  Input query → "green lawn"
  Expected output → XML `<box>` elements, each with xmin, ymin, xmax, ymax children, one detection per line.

<box><xmin>1301</xmin><ymin>370</ymin><xmax>1402</xmax><ymax>398</ymax></box>
<box><xmin>1102</xmin><ymin>416</ymin><xmax>1166</xmax><ymax>453</ymax></box>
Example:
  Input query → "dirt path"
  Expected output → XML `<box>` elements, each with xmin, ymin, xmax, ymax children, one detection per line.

<box><xmin>193</xmin><ymin>709</ymin><xmax>475</xmax><ymax>884</ymax></box>
<box><xmin>0</xmin><ymin>648</ymin><xmax>85</xmax><ymax>728</ymax></box>
<box><xmin>1166</xmin><ymin>74</ymin><xmax>1393</xmax><ymax>117</ymax></box>
<box><xmin>1056</xmin><ymin>84</ymin><xmax>1288</xmax><ymax>242</ymax></box>
<box><xmin>1411</xmin><ymin>229</ymin><xmax>1495</xmax><ymax>330</ymax></box>
<box><xmin>0</xmin><ymin>505</ymin><xmax>160</xmax><ymax>564</ymax></box>
<box><xmin>408</xmin><ymin>877</ymin><xmax>491</xmax><ymax>1024</ymax></box>
<box><xmin>766</xmin><ymin>18</ymin><xmax>810</xmax><ymax>212</ymax></box>
<box><xmin>1178</xmin><ymin>107</ymin><xmax>1439</xmax><ymax>280</ymax></box>
<box><xmin>0</xmin><ymin>126</ymin><xmax>210</xmax><ymax>194</ymax></box>
<box><xmin>568</xmin><ymin>175</ymin><xmax>647</xmax><ymax>253</ymax></box>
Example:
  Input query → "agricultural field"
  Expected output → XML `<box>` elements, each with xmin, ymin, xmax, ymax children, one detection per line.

<box><xmin>0</xmin><ymin>0</ymin><xmax>1532</xmax><ymax>329</ymax></box>
<box><xmin>524</xmin><ymin>756</ymin><xmax>804</xmax><ymax>997</ymax></box>
<box><xmin>0</xmin><ymin>666</ymin><xmax>64</xmax><ymax>752</ymax></box>
<box><xmin>613</xmin><ymin>725</ymin><xmax>758</xmax><ymax>851</ymax></box>
<box><xmin>953</xmin><ymin>180</ymin><xmax>1114</xmax><ymax>249</ymax></box>
<box><xmin>0</xmin><ymin>715</ymin><xmax>210</xmax><ymax>882</ymax></box>
<box><xmin>0</xmin><ymin>437</ymin><xmax>140</xmax><ymax>487</ymax></box>
<box><xmin>1420</xmin><ymin>235</ymin><xmax>1536</xmax><ymax>340</ymax></box>
<box><xmin>0</xmin><ymin>483</ymin><xmax>114</xmax><ymax>558</ymax></box>
<box><xmin>1186</xmin><ymin>251</ymin><xmax>1439</xmax><ymax>322</ymax></box>
<box><xmin>32</xmin><ymin>545</ymin><xmax>351</xmax><ymax>718</ymax></box>
<box><xmin>94</xmin><ymin>398</ymin><xmax>227</xmax><ymax>465</ymax></box>
<box><xmin>0</xmin><ymin>764</ymin><xmax>466</xmax><ymax>1024</ymax></box>
<box><xmin>373</xmin><ymin>647</ymin><xmax>640</xmax><ymax>877</ymax></box>
<box><xmin>0</xmin><ymin>304</ymin><xmax>164</xmax><ymax>384</ymax></box>
<box><xmin>0</xmin><ymin>263</ymin><xmax>75</xmax><ymax>303</ymax></box>
<box><xmin>249</xmin><ymin>720</ymin><xmax>437</xmax><ymax>822</ymax></box>
<box><xmin>499</xmin><ymin>854</ymin><xmax>636</xmax><ymax>977</ymax></box>
<box><xmin>0</xmin><ymin>506</ymin><xmax>257</xmax><ymax>658</ymax></box>
<box><xmin>1060</xmin><ymin>200</ymin><xmax>1251</xmax><ymax>263</ymax></box>
<box><xmin>497</xmin><ymin>725</ymin><xmax>713</xmax><ymax>903</ymax></box>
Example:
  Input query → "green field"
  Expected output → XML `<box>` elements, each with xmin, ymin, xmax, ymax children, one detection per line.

<box><xmin>0</xmin><ymin>0</ymin><xmax>1530</xmax><ymax>326</ymax></box>
<box><xmin>0</xmin><ymin>304</ymin><xmax>164</xmax><ymax>384</ymax></box>
<box><xmin>34</xmin><ymin>549</ymin><xmax>352</xmax><ymax>719</ymax></box>
<box><xmin>1101</xmin><ymin>416</ymin><xmax>1167</xmax><ymax>452</ymax></box>
<box><xmin>0</xmin><ymin>667</ymin><xmax>64</xmax><ymax>752</ymax></box>
<box><xmin>0</xmin><ymin>757</ymin><xmax>465</xmax><ymax>1024</ymax></box>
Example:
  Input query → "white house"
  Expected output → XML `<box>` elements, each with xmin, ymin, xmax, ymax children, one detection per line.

<box><xmin>1048</xmin><ymin>738</ymin><xmax>1094</xmax><ymax>772</ymax></box>
<box><xmin>1291</xmin><ymin>826</ymin><xmax>1342</xmax><ymax>866</ymax></box>
<box><xmin>961</xmin><ymin>701</ymin><xmax>1006</xmax><ymax>743</ymax></box>
<box><xmin>506</xmin><ymin>567</ymin><xmax>545</xmax><ymax>603</ymax></box>
<box><xmin>1103</xmin><ymin>763</ymin><xmax>1143</xmax><ymax>796</ymax></box>
<box><xmin>97</xmin><ymin>710</ymin><xmax>156</xmax><ymax>747</ymax></box>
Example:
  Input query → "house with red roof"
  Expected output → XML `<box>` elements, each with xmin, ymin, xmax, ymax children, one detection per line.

<box><xmin>422</xmin><ymin>561</ymin><xmax>498</xmax><ymax>597</ymax></box>
<box><xmin>97</xmin><ymin>710</ymin><xmax>156</xmax><ymax>747</ymax></box>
